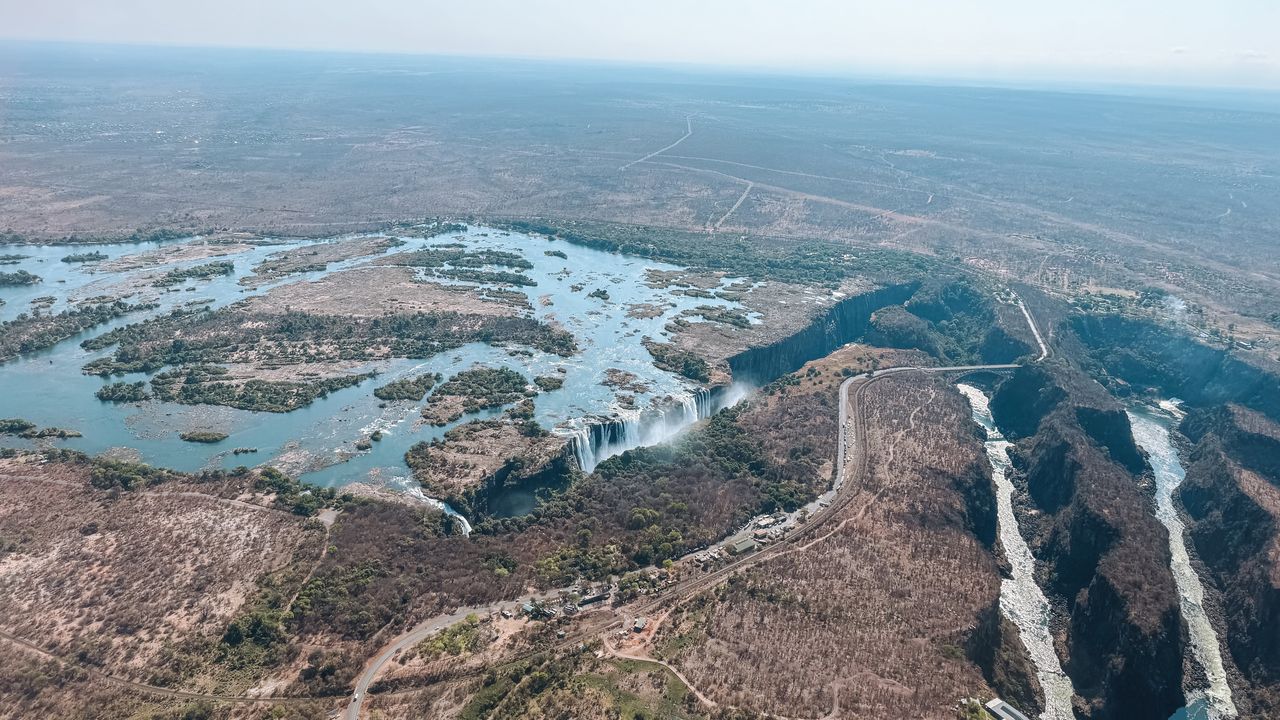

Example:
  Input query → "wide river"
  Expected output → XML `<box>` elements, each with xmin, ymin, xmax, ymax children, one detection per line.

<box><xmin>0</xmin><ymin>226</ymin><xmax>763</xmax><ymax>504</ymax></box>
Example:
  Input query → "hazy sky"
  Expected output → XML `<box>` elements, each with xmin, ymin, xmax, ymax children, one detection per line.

<box><xmin>2</xmin><ymin>0</ymin><xmax>1277</xmax><ymax>88</ymax></box>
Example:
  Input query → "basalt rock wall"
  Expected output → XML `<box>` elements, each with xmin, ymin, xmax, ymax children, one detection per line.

<box><xmin>1177</xmin><ymin>408</ymin><xmax>1280</xmax><ymax>716</ymax></box>
<box><xmin>991</xmin><ymin>364</ymin><xmax>1187</xmax><ymax>719</ymax></box>
<box><xmin>728</xmin><ymin>283</ymin><xmax>917</xmax><ymax>385</ymax></box>
<box><xmin>1072</xmin><ymin>314</ymin><xmax>1280</xmax><ymax>423</ymax></box>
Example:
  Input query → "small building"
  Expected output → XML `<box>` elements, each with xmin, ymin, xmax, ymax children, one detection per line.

<box><xmin>728</xmin><ymin>537</ymin><xmax>759</xmax><ymax>555</ymax></box>
<box><xmin>984</xmin><ymin>699</ymin><xmax>1031</xmax><ymax>720</ymax></box>
<box><xmin>633</xmin><ymin>617</ymin><xmax>648</xmax><ymax>633</ymax></box>
<box><xmin>579</xmin><ymin>591</ymin><xmax>610</xmax><ymax>606</ymax></box>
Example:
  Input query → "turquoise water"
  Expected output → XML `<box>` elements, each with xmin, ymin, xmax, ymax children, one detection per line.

<box><xmin>0</xmin><ymin>226</ymin><xmax>750</xmax><ymax>492</ymax></box>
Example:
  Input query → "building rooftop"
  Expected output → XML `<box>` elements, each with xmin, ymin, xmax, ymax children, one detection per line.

<box><xmin>984</xmin><ymin>699</ymin><xmax>1031</xmax><ymax>720</ymax></box>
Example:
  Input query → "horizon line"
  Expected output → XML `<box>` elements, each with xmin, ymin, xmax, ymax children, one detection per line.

<box><xmin>3</xmin><ymin>35</ymin><xmax>1280</xmax><ymax>97</ymax></box>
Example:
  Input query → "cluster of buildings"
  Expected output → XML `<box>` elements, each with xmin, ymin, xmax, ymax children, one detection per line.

<box><xmin>513</xmin><ymin>583</ymin><xmax>615</xmax><ymax>621</ymax></box>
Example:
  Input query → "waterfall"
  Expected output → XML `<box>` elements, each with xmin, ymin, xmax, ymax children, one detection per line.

<box><xmin>395</xmin><ymin>478</ymin><xmax>473</xmax><ymax>536</ymax></box>
<box><xmin>563</xmin><ymin>384</ymin><xmax>745</xmax><ymax>473</ymax></box>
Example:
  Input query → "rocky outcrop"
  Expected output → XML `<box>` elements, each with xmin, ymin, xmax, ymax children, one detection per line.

<box><xmin>957</xmin><ymin>445</ymin><xmax>1000</xmax><ymax>550</ymax></box>
<box><xmin>989</xmin><ymin>365</ymin><xmax>1068</xmax><ymax>439</ymax></box>
<box><xmin>862</xmin><ymin>277</ymin><xmax>1034</xmax><ymax>365</ymax></box>
<box><xmin>980</xmin><ymin>323</ymin><xmax>1034</xmax><ymax>365</ymax></box>
<box><xmin>1177</xmin><ymin>407</ymin><xmax>1280</xmax><ymax>716</ymax></box>
<box><xmin>1182</xmin><ymin>404</ymin><xmax>1280</xmax><ymax>480</ymax></box>
<box><xmin>865</xmin><ymin>305</ymin><xmax>946</xmax><ymax>357</ymax></box>
<box><xmin>991</xmin><ymin>364</ymin><xmax>1187</xmax><ymax>719</ymax></box>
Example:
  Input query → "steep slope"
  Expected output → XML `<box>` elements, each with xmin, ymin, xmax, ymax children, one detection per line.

<box><xmin>1177</xmin><ymin>405</ymin><xmax>1280</xmax><ymax>716</ymax></box>
<box><xmin>990</xmin><ymin>364</ymin><xmax>1187</xmax><ymax>719</ymax></box>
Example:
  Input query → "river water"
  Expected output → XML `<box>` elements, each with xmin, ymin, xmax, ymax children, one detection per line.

<box><xmin>1128</xmin><ymin>404</ymin><xmax>1237</xmax><ymax>720</ymax></box>
<box><xmin>958</xmin><ymin>383</ymin><xmax>1077</xmax><ymax>720</ymax></box>
<box><xmin>0</xmin><ymin>226</ymin><xmax>757</xmax><ymax>507</ymax></box>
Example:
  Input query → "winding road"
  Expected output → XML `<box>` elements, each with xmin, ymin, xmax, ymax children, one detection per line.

<box><xmin>330</xmin><ymin>291</ymin><xmax>1047</xmax><ymax>718</ymax></box>
<box><xmin>2</xmin><ymin>293</ymin><xmax>1047</xmax><ymax>720</ymax></box>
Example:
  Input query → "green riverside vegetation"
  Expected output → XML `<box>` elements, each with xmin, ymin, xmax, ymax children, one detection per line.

<box><xmin>501</xmin><ymin>219</ymin><xmax>938</xmax><ymax>287</ymax></box>
<box><xmin>81</xmin><ymin>308</ymin><xmax>576</xmax><ymax>376</ymax></box>
<box><xmin>373</xmin><ymin>372</ymin><xmax>442</xmax><ymax>401</ymax></box>
<box><xmin>0</xmin><ymin>300</ymin><xmax>158</xmax><ymax>362</ymax></box>
<box><xmin>179</xmin><ymin>431</ymin><xmax>229</xmax><ymax>443</ymax></box>
<box><xmin>642</xmin><ymin>338</ymin><xmax>711</xmax><ymax>382</ymax></box>
<box><xmin>61</xmin><ymin>251</ymin><xmax>108</xmax><ymax>263</ymax></box>
<box><xmin>153</xmin><ymin>261</ymin><xmax>235</xmax><ymax>287</ymax></box>
<box><xmin>150</xmin><ymin>365</ymin><xmax>374</xmax><ymax>413</ymax></box>
<box><xmin>533</xmin><ymin>375</ymin><xmax>564</xmax><ymax>391</ymax></box>
<box><xmin>425</xmin><ymin>367</ymin><xmax>535</xmax><ymax>418</ymax></box>
<box><xmin>0</xmin><ymin>420</ymin><xmax>81</xmax><ymax>439</ymax></box>
<box><xmin>0</xmin><ymin>270</ymin><xmax>41</xmax><ymax>286</ymax></box>
<box><xmin>94</xmin><ymin>381</ymin><xmax>150</xmax><ymax>403</ymax></box>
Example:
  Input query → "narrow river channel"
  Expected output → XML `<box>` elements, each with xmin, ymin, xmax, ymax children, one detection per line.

<box><xmin>1128</xmin><ymin>404</ymin><xmax>1237</xmax><ymax>720</ymax></box>
<box><xmin>958</xmin><ymin>383</ymin><xmax>1077</xmax><ymax>720</ymax></box>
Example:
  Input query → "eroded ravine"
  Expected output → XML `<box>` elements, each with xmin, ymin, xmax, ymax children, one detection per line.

<box><xmin>1128</xmin><ymin>406</ymin><xmax>1237</xmax><ymax>720</ymax></box>
<box><xmin>958</xmin><ymin>383</ymin><xmax>1077</xmax><ymax>720</ymax></box>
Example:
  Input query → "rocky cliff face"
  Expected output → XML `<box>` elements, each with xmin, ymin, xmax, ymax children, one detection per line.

<box><xmin>968</xmin><ymin>601</ymin><xmax>1045</xmax><ymax>716</ymax></box>
<box><xmin>727</xmin><ymin>283</ymin><xmax>916</xmax><ymax>384</ymax></box>
<box><xmin>1177</xmin><ymin>406</ymin><xmax>1280</xmax><ymax>716</ymax></box>
<box><xmin>991</xmin><ymin>364</ymin><xmax>1187</xmax><ymax>719</ymax></box>
<box><xmin>859</xmin><ymin>277</ymin><xmax>1035</xmax><ymax>365</ymax></box>
<box><xmin>1072</xmin><ymin>314</ymin><xmax>1280</xmax><ymax>422</ymax></box>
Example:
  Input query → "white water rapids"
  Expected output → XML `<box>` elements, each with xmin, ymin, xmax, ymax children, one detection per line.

<box><xmin>1127</xmin><ymin>405</ymin><xmax>1237</xmax><ymax>720</ymax></box>
<box><xmin>958</xmin><ymin>383</ymin><xmax>1077</xmax><ymax>720</ymax></box>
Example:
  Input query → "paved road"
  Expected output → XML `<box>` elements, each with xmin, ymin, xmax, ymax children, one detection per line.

<box><xmin>344</xmin><ymin>587</ymin><xmax>573</xmax><ymax>720</ymax></box>
<box><xmin>344</xmin><ymin>293</ymin><xmax>1049</xmax><ymax>716</ymax></box>
<box><xmin>1017</xmin><ymin>298</ymin><xmax>1049</xmax><ymax>362</ymax></box>
<box><xmin>343</xmin><ymin>605</ymin><xmax>489</xmax><ymax>720</ymax></box>
<box><xmin>1</xmin><ymin>294</ymin><xmax>1049</xmax><ymax>719</ymax></box>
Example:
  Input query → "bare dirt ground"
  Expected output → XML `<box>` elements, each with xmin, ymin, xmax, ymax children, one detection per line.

<box><xmin>245</xmin><ymin>265</ymin><xmax>522</xmax><ymax>318</ymax></box>
<box><xmin>240</xmin><ymin>236</ymin><xmax>401</xmax><ymax>287</ymax></box>
<box><xmin>406</xmin><ymin>417</ymin><xmax>568</xmax><ymax>498</ymax></box>
<box><xmin>0</xmin><ymin>457</ymin><xmax>305</xmax><ymax>682</ymax></box>
<box><xmin>97</xmin><ymin>236</ymin><xmax>261</xmax><ymax>272</ymax></box>
<box><xmin>651</xmin><ymin>373</ymin><xmax>1005</xmax><ymax>719</ymax></box>
<box><xmin>668</xmin><ymin>278</ymin><xmax>880</xmax><ymax>377</ymax></box>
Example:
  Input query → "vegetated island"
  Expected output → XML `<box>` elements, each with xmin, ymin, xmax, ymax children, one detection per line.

<box><xmin>179</xmin><ymin>431</ymin><xmax>228</xmax><ymax>444</ymax></box>
<box><xmin>94</xmin><ymin>381</ymin><xmax>150</xmax><ymax>403</ymax></box>
<box><xmin>0</xmin><ymin>270</ymin><xmax>41</xmax><ymax>286</ymax></box>
<box><xmin>421</xmin><ymin>367</ymin><xmax>535</xmax><ymax>425</ymax></box>
<box><xmin>0</xmin><ymin>418</ymin><xmax>82</xmax><ymax>439</ymax></box>
<box><xmin>0</xmin><ymin>300</ymin><xmax>158</xmax><ymax>363</ymax></box>
<box><xmin>373</xmin><ymin>372</ymin><xmax>442</xmax><ymax>401</ymax></box>
<box><xmin>61</xmin><ymin>251</ymin><xmax>108</xmax><ymax>263</ymax></box>
<box><xmin>153</xmin><ymin>261</ymin><xmax>234</xmax><ymax>287</ymax></box>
